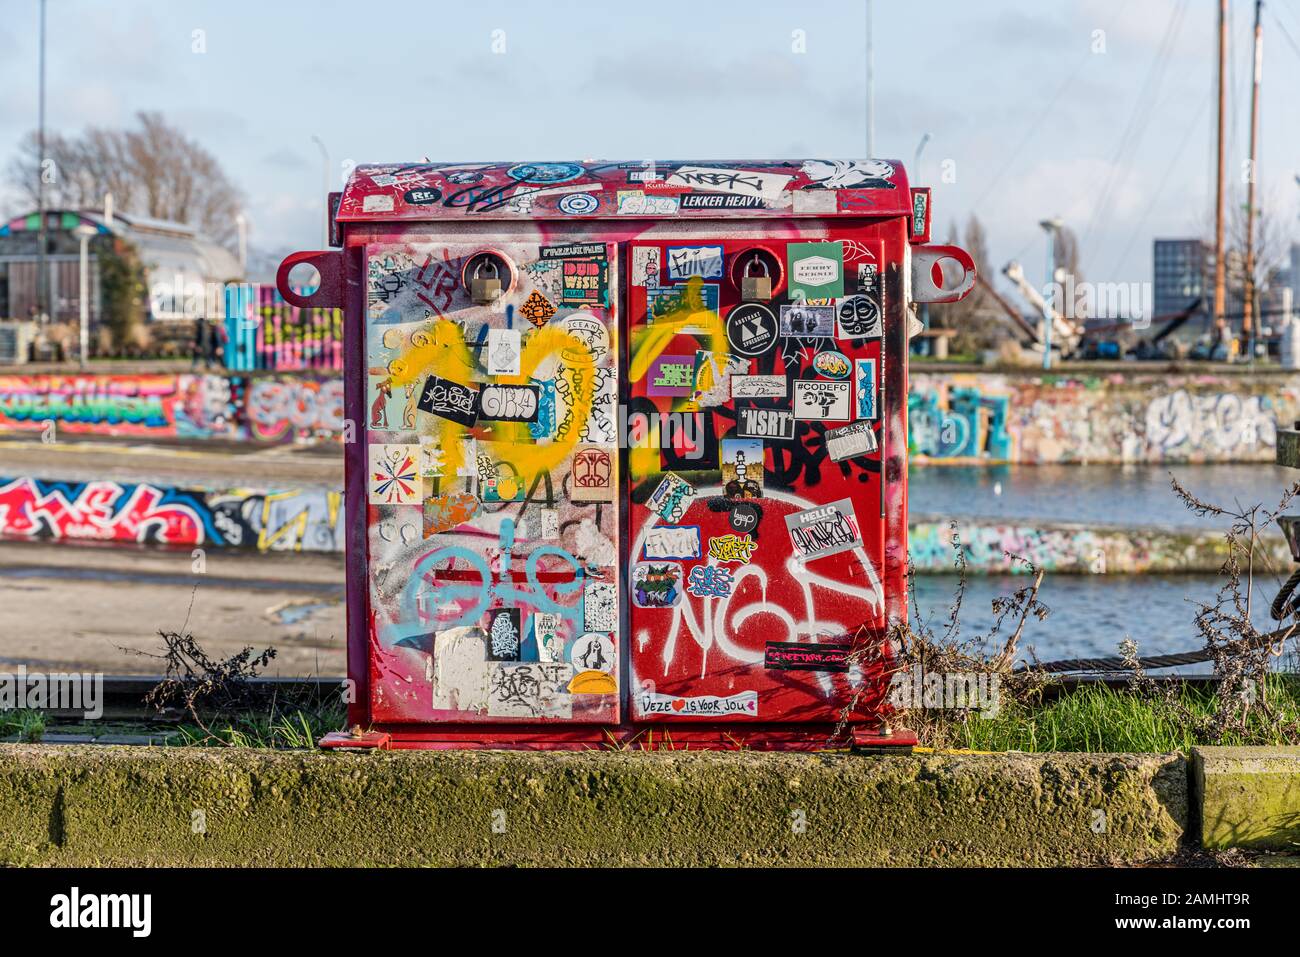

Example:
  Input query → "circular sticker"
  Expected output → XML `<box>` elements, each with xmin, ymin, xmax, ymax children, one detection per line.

<box><xmin>837</xmin><ymin>294</ymin><xmax>881</xmax><ymax>337</ymax></box>
<box><xmin>506</xmin><ymin>162</ymin><xmax>585</xmax><ymax>184</ymax></box>
<box><xmin>729</xmin><ymin>502</ymin><xmax>760</xmax><ymax>534</ymax></box>
<box><xmin>812</xmin><ymin>350</ymin><xmax>851</xmax><ymax>379</ymax></box>
<box><xmin>569</xmin><ymin>633</ymin><xmax>616</xmax><ymax>673</ymax></box>
<box><xmin>558</xmin><ymin>192</ymin><xmax>599</xmax><ymax>215</ymax></box>
<box><xmin>726</xmin><ymin>303</ymin><xmax>779</xmax><ymax>357</ymax></box>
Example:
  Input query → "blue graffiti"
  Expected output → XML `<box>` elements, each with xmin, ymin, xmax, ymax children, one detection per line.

<box><xmin>908</xmin><ymin>387</ymin><xmax>1011</xmax><ymax>460</ymax></box>
<box><xmin>528</xmin><ymin>378</ymin><xmax>557</xmax><ymax>440</ymax></box>
<box><xmin>390</xmin><ymin>518</ymin><xmax>585</xmax><ymax>645</ymax></box>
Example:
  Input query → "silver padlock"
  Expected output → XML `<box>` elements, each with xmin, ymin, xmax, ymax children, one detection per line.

<box><xmin>740</xmin><ymin>257</ymin><xmax>772</xmax><ymax>301</ymax></box>
<box><xmin>471</xmin><ymin>259</ymin><xmax>502</xmax><ymax>304</ymax></box>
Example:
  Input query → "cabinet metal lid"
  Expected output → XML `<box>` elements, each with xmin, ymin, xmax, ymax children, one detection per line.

<box><xmin>335</xmin><ymin>159</ymin><xmax>911</xmax><ymax>222</ymax></box>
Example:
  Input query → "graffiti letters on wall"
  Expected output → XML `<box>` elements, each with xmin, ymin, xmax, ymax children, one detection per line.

<box><xmin>0</xmin><ymin>374</ymin><xmax>344</xmax><ymax>443</ymax></box>
<box><xmin>0</xmin><ymin>477</ymin><xmax>343</xmax><ymax>552</ymax></box>
<box><xmin>908</xmin><ymin>373</ymin><xmax>1289</xmax><ymax>464</ymax></box>
<box><xmin>908</xmin><ymin>518</ymin><xmax>1291</xmax><ymax>575</ymax></box>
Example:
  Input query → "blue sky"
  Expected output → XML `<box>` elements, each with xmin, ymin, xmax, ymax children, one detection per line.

<box><xmin>1</xmin><ymin>0</ymin><xmax>1298</xmax><ymax>290</ymax></box>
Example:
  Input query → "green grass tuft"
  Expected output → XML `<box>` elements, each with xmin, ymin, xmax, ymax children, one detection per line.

<box><xmin>942</xmin><ymin>676</ymin><xmax>1300</xmax><ymax>753</ymax></box>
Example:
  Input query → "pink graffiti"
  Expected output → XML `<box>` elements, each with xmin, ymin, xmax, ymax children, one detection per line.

<box><xmin>246</xmin><ymin>379</ymin><xmax>345</xmax><ymax>441</ymax></box>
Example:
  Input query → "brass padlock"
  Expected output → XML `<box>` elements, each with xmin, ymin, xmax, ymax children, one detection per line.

<box><xmin>471</xmin><ymin>259</ymin><xmax>502</xmax><ymax>304</ymax></box>
<box><xmin>740</xmin><ymin>257</ymin><xmax>772</xmax><ymax>301</ymax></box>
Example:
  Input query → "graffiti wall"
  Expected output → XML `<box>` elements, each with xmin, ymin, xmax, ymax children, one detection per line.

<box><xmin>0</xmin><ymin>373</ymin><xmax>344</xmax><ymax>443</ymax></box>
<box><xmin>909</xmin><ymin>371</ymin><xmax>1299</xmax><ymax>464</ymax></box>
<box><xmin>7</xmin><ymin>474</ymin><xmax>1272</xmax><ymax>577</ymax></box>
<box><xmin>0</xmin><ymin>477</ymin><xmax>343</xmax><ymax>552</ymax></box>
<box><xmin>224</xmin><ymin>284</ymin><xmax>344</xmax><ymax>372</ymax></box>
<box><xmin>909</xmin><ymin>518</ymin><xmax>1290</xmax><ymax>575</ymax></box>
<box><xmin>9</xmin><ymin>368</ymin><xmax>1290</xmax><ymax>462</ymax></box>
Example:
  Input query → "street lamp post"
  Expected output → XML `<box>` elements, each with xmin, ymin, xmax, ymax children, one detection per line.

<box><xmin>72</xmin><ymin>223</ymin><xmax>97</xmax><ymax>370</ymax></box>
<box><xmin>1039</xmin><ymin>218</ymin><xmax>1063</xmax><ymax>370</ymax></box>
<box><xmin>915</xmin><ymin>134</ymin><xmax>933</xmax><ymax>346</ymax></box>
<box><xmin>311</xmin><ymin>135</ymin><xmax>330</xmax><ymax>248</ymax></box>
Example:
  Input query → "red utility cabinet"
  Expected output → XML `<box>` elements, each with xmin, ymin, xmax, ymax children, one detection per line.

<box><xmin>276</xmin><ymin>159</ymin><xmax>974</xmax><ymax>750</ymax></box>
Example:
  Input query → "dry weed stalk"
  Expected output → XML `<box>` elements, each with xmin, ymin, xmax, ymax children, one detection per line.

<box><xmin>832</xmin><ymin>521</ymin><xmax>1052</xmax><ymax>747</ymax></box>
<box><xmin>1120</xmin><ymin>477</ymin><xmax>1300</xmax><ymax>744</ymax></box>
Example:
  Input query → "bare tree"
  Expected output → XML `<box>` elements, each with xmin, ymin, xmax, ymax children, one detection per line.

<box><xmin>7</xmin><ymin>112</ymin><xmax>244</xmax><ymax>249</ymax></box>
<box><xmin>1198</xmin><ymin>187</ymin><xmax>1295</xmax><ymax>326</ymax></box>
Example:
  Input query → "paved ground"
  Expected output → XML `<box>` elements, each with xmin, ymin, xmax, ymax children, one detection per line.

<box><xmin>0</xmin><ymin>434</ymin><xmax>341</xmax><ymax>488</ymax></box>
<box><xmin>0</xmin><ymin>540</ymin><xmax>345</xmax><ymax>677</ymax></box>
<box><xmin>0</xmin><ymin>435</ymin><xmax>347</xmax><ymax>675</ymax></box>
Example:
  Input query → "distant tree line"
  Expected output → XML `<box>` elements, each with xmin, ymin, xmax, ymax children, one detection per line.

<box><xmin>6</xmin><ymin>111</ymin><xmax>244</xmax><ymax>250</ymax></box>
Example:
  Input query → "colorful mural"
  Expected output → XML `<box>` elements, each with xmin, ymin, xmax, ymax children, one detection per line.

<box><xmin>909</xmin><ymin>518</ymin><xmax>1290</xmax><ymax>575</ymax></box>
<box><xmin>224</xmin><ymin>284</ymin><xmax>344</xmax><ymax>372</ymax></box>
<box><xmin>0</xmin><ymin>477</ymin><xmax>343</xmax><ymax>552</ymax></box>
<box><xmin>4</xmin><ymin>474</ymin><xmax>1267</xmax><ymax>576</ymax></box>
<box><xmin>8</xmin><ymin>368</ymin><xmax>1288</xmax><ymax>463</ymax></box>
<box><xmin>0</xmin><ymin>373</ymin><xmax>344</xmax><ymax>443</ymax></box>
<box><xmin>908</xmin><ymin>372</ymin><xmax>1296</xmax><ymax>464</ymax></box>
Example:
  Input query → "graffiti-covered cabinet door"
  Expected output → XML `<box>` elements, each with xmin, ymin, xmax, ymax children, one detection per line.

<box><xmin>626</xmin><ymin>235</ymin><xmax>893</xmax><ymax>724</ymax></box>
<box><xmin>363</xmin><ymin>241</ymin><xmax>621</xmax><ymax>725</ymax></box>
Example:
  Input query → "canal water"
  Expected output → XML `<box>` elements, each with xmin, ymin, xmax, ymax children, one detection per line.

<box><xmin>907</xmin><ymin>463</ymin><xmax>1298</xmax><ymax>669</ymax></box>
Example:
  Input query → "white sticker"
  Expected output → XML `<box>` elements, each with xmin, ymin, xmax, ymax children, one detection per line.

<box><xmin>643</xmin><ymin>524</ymin><xmax>702</xmax><ymax>560</ymax></box>
<box><xmin>793</xmin><ymin>190</ymin><xmax>838</xmax><ymax>214</ymax></box>
<box><xmin>487</xmin><ymin>328</ymin><xmax>522</xmax><ymax>376</ymax></box>
<box><xmin>792</xmin><ymin>380</ymin><xmax>852</xmax><ymax>420</ymax></box>
<box><xmin>368</xmin><ymin>443</ymin><xmax>422</xmax><ymax>505</ymax></box>
<box><xmin>731</xmin><ymin>374</ymin><xmax>788</xmax><ymax>400</ymax></box>
<box><xmin>825</xmin><ymin>421</ymin><xmax>878</xmax><ymax>462</ymax></box>
<box><xmin>667</xmin><ymin>165</ymin><xmax>791</xmax><ymax>200</ymax></box>
<box><xmin>631</xmin><ymin>246</ymin><xmax>661</xmax><ymax>288</ymax></box>
<box><xmin>569</xmin><ymin>632</ymin><xmax>616</xmax><ymax>674</ymax></box>
<box><xmin>431</xmin><ymin>627</ymin><xmax>489</xmax><ymax>713</ymax></box>
<box><xmin>637</xmin><ymin>691</ymin><xmax>759</xmax><ymax>717</ymax></box>
<box><xmin>617</xmin><ymin>190</ymin><xmax>680</xmax><ymax>215</ymax></box>
<box><xmin>647</xmin><ymin>473</ymin><xmax>697</xmax><ymax>522</ymax></box>
<box><xmin>665</xmin><ymin>245</ymin><xmax>724</xmax><ymax>281</ymax></box>
<box><xmin>784</xmin><ymin>497</ymin><xmax>863</xmax><ymax>561</ymax></box>
<box><xmin>533</xmin><ymin>613</ymin><xmax>563</xmax><ymax>663</ymax></box>
<box><xmin>583</xmin><ymin>581</ymin><xmax>618</xmax><ymax>632</ymax></box>
<box><xmin>487</xmin><ymin>662</ymin><xmax>573</xmax><ymax>718</ymax></box>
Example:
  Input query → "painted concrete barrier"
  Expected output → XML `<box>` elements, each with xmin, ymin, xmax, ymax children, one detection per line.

<box><xmin>3</xmin><ymin>367</ymin><xmax>1298</xmax><ymax>464</ymax></box>
<box><xmin>1193</xmin><ymin>746</ymin><xmax>1300</xmax><ymax>850</ymax></box>
<box><xmin>910</xmin><ymin>516</ymin><xmax>1292</xmax><ymax>574</ymax></box>
<box><xmin>0</xmin><ymin>373</ymin><xmax>343</xmax><ymax>443</ymax></box>
<box><xmin>1</xmin><ymin>474</ymin><xmax>1268</xmax><ymax>572</ymax></box>
<box><xmin>0</xmin><ymin>477</ymin><xmax>342</xmax><ymax>552</ymax></box>
<box><xmin>911</xmin><ymin>369</ymin><xmax>1299</xmax><ymax>464</ymax></box>
<box><xmin>0</xmin><ymin>746</ymin><xmax>1186</xmax><ymax>867</ymax></box>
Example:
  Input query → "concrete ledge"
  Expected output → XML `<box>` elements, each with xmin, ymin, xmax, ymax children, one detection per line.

<box><xmin>0</xmin><ymin>746</ymin><xmax>1186</xmax><ymax>866</ymax></box>
<box><xmin>1193</xmin><ymin>746</ymin><xmax>1300</xmax><ymax>850</ymax></box>
<box><xmin>910</xmin><ymin>517</ymin><xmax>1291</xmax><ymax>575</ymax></box>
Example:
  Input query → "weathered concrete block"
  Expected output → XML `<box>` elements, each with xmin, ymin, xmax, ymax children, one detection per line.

<box><xmin>1193</xmin><ymin>746</ymin><xmax>1300</xmax><ymax>850</ymax></box>
<box><xmin>0</xmin><ymin>746</ymin><xmax>1187</xmax><ymax>867</ymax></box>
